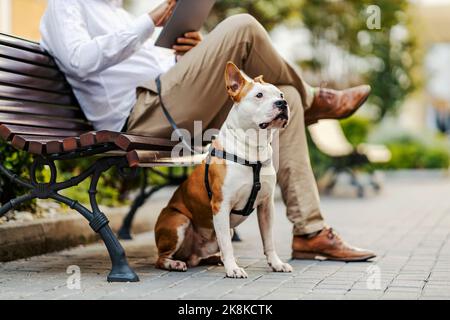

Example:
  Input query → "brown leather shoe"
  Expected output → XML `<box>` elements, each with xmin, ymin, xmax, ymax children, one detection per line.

<box><xmin>292</xmin><ymin>227</ymin><xmax>376</xmax><ymax>262</ymax></box>
<box><xmin>305</xmin><ymin>85</ymin><xmax>371</xmax><ymax>126</ymax></box>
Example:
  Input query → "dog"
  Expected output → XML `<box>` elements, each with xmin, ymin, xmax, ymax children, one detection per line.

<box><xmin>154</xmin><ymin>62</ymin><xmax>293</xmax><ymax>278</ymax></box>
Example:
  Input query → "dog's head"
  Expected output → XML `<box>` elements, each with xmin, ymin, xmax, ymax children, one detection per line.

<box><xmin>225</xmin><ymin>62</ymin><xmax>290</xmax><ymax>131</ymax></box>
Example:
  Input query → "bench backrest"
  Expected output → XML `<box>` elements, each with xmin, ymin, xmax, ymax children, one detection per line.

<box><xmin>0</xmin><ymin>33</ymin><xmax>93</xmax><ymax>138</ymax></box>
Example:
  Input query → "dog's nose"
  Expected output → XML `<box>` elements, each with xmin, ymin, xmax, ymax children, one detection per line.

<box><xmin>274</xmin><ymin>100</ymin><xmax>288</xmax><ymax>110</ymax></box>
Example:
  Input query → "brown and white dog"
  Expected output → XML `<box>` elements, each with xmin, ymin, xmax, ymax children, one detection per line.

<box><xmin>154</xmin><ymin>62</ymin><xmax>293</xmax><ymax>278</ymax></box>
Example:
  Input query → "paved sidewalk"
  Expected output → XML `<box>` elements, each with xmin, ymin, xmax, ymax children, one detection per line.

<box><xmin>1</xmin><ymin>173</ymin><xmax>450</xmax><ymax>300</ymax></box>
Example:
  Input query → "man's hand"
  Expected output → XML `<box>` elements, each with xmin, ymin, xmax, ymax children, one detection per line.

<box><xmin>149</xmin><ymin>0</ymin><xmax>176</xmax><ymax>27</ymax></box>
<box><xmin>173</xmin><ymin>31</ymin><xmax>203</xmax><ymax>59</ymax></box>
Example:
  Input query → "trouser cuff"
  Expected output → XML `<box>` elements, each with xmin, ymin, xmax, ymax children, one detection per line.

<box><xmin>293</xmin><ymin>221</ymin><xmax>326</xmax><ymax>237</ymax></box>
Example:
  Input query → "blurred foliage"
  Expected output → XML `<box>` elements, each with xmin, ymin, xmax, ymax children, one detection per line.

<box><xmin>370</xmin><ymin>129</ymin><xmax>450</xmax><ymax>170</ymax></box>
<box><xmin>301</xmin><ymin>0</ymin><xmax>418</xmax><ymax>121</ymax></box>
<box><xmin>207</xmin><ymin>0</ymin><xmax>303</xmax><ymax>31</ymax></box>
<box><xmin>0</xmin><ymin>144</ymin><xmax>37</xmax><ymax>211</ymax></box>
<box><xmin>340</xmin><ymin>117</ymin><xmax>373</xmax><ymax>146</ymax></box>
<box><xmin>209</xmin><ymin>0</ymin><xmax>418</xmax><ymax>121</ymax></box>
<box><xmin>382</xmin><ymin>139</ymin><xmax>449</xmax><ymax>169</ymax></box>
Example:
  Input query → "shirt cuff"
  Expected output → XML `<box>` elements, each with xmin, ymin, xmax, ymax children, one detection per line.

<box><xmin>132</xmin><ymin>14</ymin><xmax>155</xmax><ymax>43</ymax></box>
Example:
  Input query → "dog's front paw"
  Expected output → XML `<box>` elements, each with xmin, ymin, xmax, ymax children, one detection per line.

<box><xmin>270</xmin><ymin>262</ymin><xmax>293</xmax><ymax>273</ymax></box>
<box><xmin>226</xmin><ymin>267</ymin><xmax>248</xmax><ymax>278</ymax></box>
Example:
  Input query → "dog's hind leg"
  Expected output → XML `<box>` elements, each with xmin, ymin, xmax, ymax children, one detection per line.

<box><xmin>155</xmin><ymin>208</ymin><xmax>191</xmax><ymax>272</ymax></box>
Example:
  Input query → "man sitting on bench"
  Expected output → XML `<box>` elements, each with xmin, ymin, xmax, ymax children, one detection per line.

<box><xmin>39</xmin><ymin>0</ymin><xmax>375</xmax><ymax>262</ymax></box>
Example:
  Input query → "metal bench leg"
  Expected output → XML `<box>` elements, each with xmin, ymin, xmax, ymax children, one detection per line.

<box><xmin>99</xmin><ymin>225</ymin><xmax>139</xmax><ymax>282</ymax></box>
<box><xmin>0</xmin><ymin>155</ymin><xmax>139</xmax><ymax>282</ymax></box>
<box><xmin>87</xmin><ymin>161</ymin><xmax>139</xmax><ymax>282</ymax></box>
<box><xmin>367</xmin><ymin>165</ymin><xmax>381</xmax><ymax>193</ymax></box>
<box><xmin>345</xmin><ymin>167</ymin><xmax>365</xmax><ymax>198</ymax></box>
<box><xmin>324</xmin><ymin>167</ymin><xmax>339</xmax><ymax>195</ymax></box>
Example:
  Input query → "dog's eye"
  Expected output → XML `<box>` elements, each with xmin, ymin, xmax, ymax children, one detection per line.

<box><xmin>280</xmin><ymin>93</ymin><xmax>284</xmax><ymax>99</ymax></box>
<box><xmin>256</xmin><ymin>93</ymin><xmax>263</xmax><ymax>98</ymax></box>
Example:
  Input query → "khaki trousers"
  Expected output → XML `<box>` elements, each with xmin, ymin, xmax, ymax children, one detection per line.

<box><xmin>127</xmin><ymin>14</ymin><xmax>325</xmax><ymax>235</ymax></box>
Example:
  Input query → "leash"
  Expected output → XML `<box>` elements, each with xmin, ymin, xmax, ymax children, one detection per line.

<box><xmin>204</xmin><ymin>148</ymin><xmax>262</xmax><ymax>216</ymax></box>
<box><xmin>155</xmin><ymin>75</ymin><xmax>202</xmax><ymax>155</ymax></box>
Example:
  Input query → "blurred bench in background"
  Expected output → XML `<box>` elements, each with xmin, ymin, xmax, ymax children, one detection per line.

<box><xmin>309</xmin><ymin>119</ymin><xmax>391</xmax><ymax>197</ymax></box>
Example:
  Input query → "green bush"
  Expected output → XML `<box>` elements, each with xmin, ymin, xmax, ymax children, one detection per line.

<box><xmin>377</xmin><ymin>136</ymin><xmax>450</xmax><ymax>170</ymax></box>
<box><xmin>340</xmin><ymin>117</ymin><xmax>373</xmax><ymax>146</ymax></box>
<box><xmin>0</xmin><ymin>142</ymin><xmax>38</xmax><ymax>211</ymax></box>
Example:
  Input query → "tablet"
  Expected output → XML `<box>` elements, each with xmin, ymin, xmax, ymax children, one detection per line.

<box><xmin>155</xmin><ymin>0</ymin><xmax>216</xmax><ymax>49</ymax></box>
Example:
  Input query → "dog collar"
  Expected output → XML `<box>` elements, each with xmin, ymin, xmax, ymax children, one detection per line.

<box><xmin>204</xmin><ymin>148</ymin><xmax>263</xmax><ymax>217</ymax></box>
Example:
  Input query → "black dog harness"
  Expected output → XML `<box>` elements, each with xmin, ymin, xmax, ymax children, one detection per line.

<box><xmin>205</xmin><ymin>148</ymin><xmax>263</xmax><ymax>216</ymax></box>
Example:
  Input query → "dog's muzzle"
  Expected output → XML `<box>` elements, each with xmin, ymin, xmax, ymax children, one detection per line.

<box><xmin>259</xmin><ymin>100</ymin><xmax>290</xmax><ymax>129</ymax></box>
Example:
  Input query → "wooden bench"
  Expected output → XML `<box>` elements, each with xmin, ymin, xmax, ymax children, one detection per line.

<box><xmin>0</xmin><ymin>33</ymin><xmax>202</xmax><ymax>282</ymax></box>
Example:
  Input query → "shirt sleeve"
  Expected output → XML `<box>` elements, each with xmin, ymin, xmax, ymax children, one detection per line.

<box><xmin>42</xmin><ymin>0</ymin><xmax>155</xmax><ymax>79</ymax></box>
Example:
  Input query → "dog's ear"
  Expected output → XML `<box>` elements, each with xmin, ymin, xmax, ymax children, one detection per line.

<box><xmin>225</xmin><ymin>62</ymin><xmax>248</xmax><ymax>102</ymax></box>
<box><xmin>254</xmin><ymin>75</ymin><xmax>266</xmax><ymax>84</ymax></box>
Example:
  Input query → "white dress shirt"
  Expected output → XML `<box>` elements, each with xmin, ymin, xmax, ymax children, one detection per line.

<box><xmin>40</xmin><ymin>0</ymin><xmax>176</xmax><ymax>132</ymax></box>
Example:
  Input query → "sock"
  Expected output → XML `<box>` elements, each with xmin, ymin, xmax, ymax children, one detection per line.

<box><xmin>305</xmin><ymin>85</ymin><xmax>317</xmax><ymax>109</ymax></box>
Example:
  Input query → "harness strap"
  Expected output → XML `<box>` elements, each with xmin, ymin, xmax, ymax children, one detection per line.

<box><xmin>205</xmin><ymin>148</ymin><xmax>262</xmax><ymax>217</ymax></box>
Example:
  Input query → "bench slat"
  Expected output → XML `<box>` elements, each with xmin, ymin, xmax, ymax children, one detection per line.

<box><xmin>79</xmin><ymin>130</ymin><xmax>120</xmax><ymax>147</ymax></box>
<box><xmin>115</xmin><ymin>134</ymin><xmax>177</xmax><ymax>151</ymax></box>
<box><xmin>0</xmin><ymin>44</ymin><xmax>55</xmax><ymax>68</ymax></box>
<box><xmin>62</xmin><ymin>136</ymin><xmax>80</xmax><ymax>152</ymax></box>
<box><xmin>0</xmin><ymin>84</ymin><xmax>75</xmax><ymax>105</ymax></box>
<box><xmin>79</xmin><ymin>131</ymin><xmax>177</xmax><ymax>151</ymax></box>
<box><xmin>0</xmin><ymin>113</ymin><xmax>91</xmax><ymax>131</ymax></box>
<box><xmin>12</xmin><ymin>135</ymin><xmax>65</xmax><ymax>154</ymax></box>
<box><xmin>0</xmin><ymin>124</ymin><xmax>85</xmax><ymax>141</ymax></box>
<box><xmin>0</xmin><ymin>69</ymin><xmax>70</xmax><ymax>93</ymax></box>
<box><xmin>0</xmin><ymin>56</ymin><xmax>63</xmax><ymax>80</ymax></box>
<box><xmin>0</xmin><ymin>33</ymin><xmax>47</xmax><ymax>55</ymax></box>
<box><xmin>0</xmin><ymin>99</ymin><xmax>83</xmax><ymax>119</ymax></box>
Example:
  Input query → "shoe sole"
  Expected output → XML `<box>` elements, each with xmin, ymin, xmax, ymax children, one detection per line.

<box><xmin>337</xmin><ymin>93</ymin><xmax>370</xmax><ymax>121</ymax></box>
<box><xmin>292</xmin><ymin>251</ymin><xmax>376</xmax><ymax>262</ymax></box>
